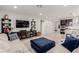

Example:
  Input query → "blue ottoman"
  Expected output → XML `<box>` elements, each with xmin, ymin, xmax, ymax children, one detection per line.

<box><xmin>30</xmin><ymin>37</ymin><xmax>55</xmax><ymax>53</ymax></box>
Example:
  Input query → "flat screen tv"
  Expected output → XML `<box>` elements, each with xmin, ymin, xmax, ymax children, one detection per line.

<box><xmin>16</xmin><ymin>20</ymin><xmax>29</xmax><ymax>28</ymax></box>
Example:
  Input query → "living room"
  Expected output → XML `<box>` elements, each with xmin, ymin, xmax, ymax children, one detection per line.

<box><xmin>0</xmin><ymin>5</ymin><xmax>79</xmax><ymax>53</ymax></box>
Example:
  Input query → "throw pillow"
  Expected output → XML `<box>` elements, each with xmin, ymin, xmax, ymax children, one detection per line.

<box><xmin>8</xmin><ymin>33</ymin><xmax>19</xmax><ymax>41</ymax></box>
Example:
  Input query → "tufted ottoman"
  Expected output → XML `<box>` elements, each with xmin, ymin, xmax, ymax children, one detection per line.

<box><xmin>30</xmin><ymin>37</ymin><xmax>55</xmax><ymax>53</ymax></box>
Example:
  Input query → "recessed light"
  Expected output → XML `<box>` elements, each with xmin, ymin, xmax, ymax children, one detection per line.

<box><xmin>46</xmin><ymin>16</ymin><xmax>48</xmax><ymax>19</ymax></box>
<box><xmin>40</xmin><ymin>13</ymin><xmax>43</xmax><ymax>16</ymax></box>
<box><xmin>64</xmin><ymin>5</ymin><xmax>68</xmax><ymax>7</ymax></box>
<box><xmin>13</xmin><ymin>6</ymin><xmax>17</xmax><ymax>8</ymax></box>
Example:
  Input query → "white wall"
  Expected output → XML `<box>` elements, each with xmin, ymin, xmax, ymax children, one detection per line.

<box><xmin>42</xmin><ymin>20</ymin><xmax>54</xmax><ymax>34</ymax></box>
<box><xmin>0</xmin><ymin>10</ymin><xmax>41</xmax><ymax>32</ymax></box>
<box><xmin>0</xmin><ymin>10</ymin><xmax>54</xmax><ymax>34</ymax></box>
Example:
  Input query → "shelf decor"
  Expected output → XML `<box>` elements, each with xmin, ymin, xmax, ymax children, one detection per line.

<box><xmin>1</xmin><ymin>14</ymin><xmax>11</xmax><ymax>33</ymax></box>
<box><xmin>31</xmin><ymin>19</ymin><xmax>36</xmax><ymax>31</ymax></box>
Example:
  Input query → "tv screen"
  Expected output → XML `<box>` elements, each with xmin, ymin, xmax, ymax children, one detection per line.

<box><xmin>16</xmin><ymin>20</ymin><xmax>29</xmax><ymax>28</ymax></box>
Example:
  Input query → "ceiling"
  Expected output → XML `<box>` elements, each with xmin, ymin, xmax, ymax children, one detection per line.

<box><xmin>0</xmin><ymin>5</ymin><xmax>79</xmax><ymax>21</ymax></box>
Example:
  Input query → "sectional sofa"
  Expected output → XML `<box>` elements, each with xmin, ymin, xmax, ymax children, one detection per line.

<box><xmin>0</xmin><ymin>33</ymin><xmax>79</xmax><ymax>53</ymax></box>
<box><xmin>0</xmin><ymin>33</ymin><xmax>29</xmax><ymax>53</ymax></box>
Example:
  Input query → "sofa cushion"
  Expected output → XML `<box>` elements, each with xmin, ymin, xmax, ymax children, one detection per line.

<box><xmin>62</xmin><ymin>36</ymin><xmax>79</xmax><ymax>52</ymax></box>
<box><xmin>0</xmin><ymin>33</ymin><xmax>8</xmax><ymax>41</ymax></box>
<box><xmin>0</xmin><ymin>39</ymin><xmax>13</xmax><ymax>52</ymax></box>
<box><xmin>9</xmin><ymin>39</ymin><xmax>29</xmax><ymax>53</ymax></box>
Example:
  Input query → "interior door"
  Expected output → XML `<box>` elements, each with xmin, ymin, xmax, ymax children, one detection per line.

<box><xmin>42</xmin><ymin>20</ymin><xmax>53</xmax><ymax>34</ymax></box>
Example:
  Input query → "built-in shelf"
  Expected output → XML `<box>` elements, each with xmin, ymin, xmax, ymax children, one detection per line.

<box><xmin>1</xmin><ymin>18</ymin><xmax>11</xmax><ymax>33</ymax></box>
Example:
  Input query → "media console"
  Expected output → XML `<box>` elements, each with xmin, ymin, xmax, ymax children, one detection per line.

<box><xmin>15</xmin><ymin>30</ymin><xmax>41</xmax><ymax>40</ymax></box>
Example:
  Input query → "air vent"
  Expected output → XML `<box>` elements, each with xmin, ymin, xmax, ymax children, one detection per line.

<box><xmin>36</xmin><ymin>5</ymin><xmax>43</xmax><ymax>8</ymax></box>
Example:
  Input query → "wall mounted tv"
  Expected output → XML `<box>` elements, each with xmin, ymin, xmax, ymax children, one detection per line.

<box><xmin>16</xmin><ymin>20</ymin><xmax>29</xmax><ymax>28</ymax></box>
